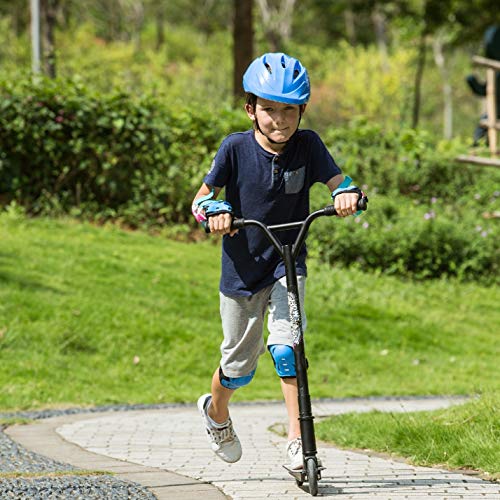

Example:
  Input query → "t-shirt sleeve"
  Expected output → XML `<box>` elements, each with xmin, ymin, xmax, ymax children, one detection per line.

<box><xmin>308</xmin><ymin>131</ymin><xmax>342</xmax><ymax>184</ymax></box>
<box><xmin>203</xmin><ymin>138</ymin><xmax>232</xmax><ymax>188</ymax></box>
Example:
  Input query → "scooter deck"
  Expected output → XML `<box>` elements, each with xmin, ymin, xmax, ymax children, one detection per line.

<box><xmin>283</xmin><ymin>464</ymin><xmax>325</xmax><ymax>483</ymax></box>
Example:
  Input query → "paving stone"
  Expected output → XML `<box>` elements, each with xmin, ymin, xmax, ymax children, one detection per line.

<box><xmin>7</xmin><ymin>397</ymin><xmax>500</xmax><ymax>499</ymax></box>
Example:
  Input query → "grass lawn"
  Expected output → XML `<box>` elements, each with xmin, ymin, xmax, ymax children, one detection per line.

<box><xmin>316</xmin><ymin>393</ymin><xmax>499</xmax><ymax>479</ymax></box>
<box><xmin>1</xmin><ymin>213</ymin><xmax>498</xmax><ymax>477</ymax></box>
<box><xmin>0</xmin><ymin>213</ymin><xmax>498</xmax><ymax>410</ymax></box>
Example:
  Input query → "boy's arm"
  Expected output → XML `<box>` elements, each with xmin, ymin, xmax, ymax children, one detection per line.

<box><xmin>193</xmin><ymin>183</ymin><xmax>222</xmax><ymax>204</ymax></box>
<box><xmin>192</xmin><ymin>183</ymin><xmax>236</xmax><ymax>236</ymax></box>
<box><xmin>326</xmin><ymin>174</ymin><xmax>361</xmax><ymax>217</ymax></box>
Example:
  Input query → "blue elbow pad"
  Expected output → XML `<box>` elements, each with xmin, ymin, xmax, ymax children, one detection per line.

<box><xmin>269</xmin><ymin>344</ymin><xmax>296</xmax><ymax>378</ymax></box>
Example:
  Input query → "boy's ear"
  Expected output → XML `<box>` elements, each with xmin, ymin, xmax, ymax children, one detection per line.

<box><xmin>300</xmin><ymin>104</ymin><xmax>307</xmax><ymax>113</ymax></box>
<box><xmin>245</xmin><ymin>103</ymin><xmax>256</xmax><ymax>121</ymax></box>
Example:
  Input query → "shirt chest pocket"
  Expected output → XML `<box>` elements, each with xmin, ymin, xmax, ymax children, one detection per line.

<box><xmin>284</xmin><ymin>166</ymin><xmax>306</xmax><ymax>194</ymax></box>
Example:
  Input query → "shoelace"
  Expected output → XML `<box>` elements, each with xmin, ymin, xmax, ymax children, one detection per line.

<box><xmin>287</xmin><ymin>437</ymin><xmax>302</xmax><ymax>458</ymax></box>
<box><xmin>207</xmin><ymin>420</ymin><xmax>236</xmax><ymax>445</ymax></box>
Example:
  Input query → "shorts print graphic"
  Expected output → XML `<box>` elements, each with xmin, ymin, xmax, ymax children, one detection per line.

<box><xmin>284</xmin><ymin>166</ymin><xmax>305</xmax><ymax>194</ymax></box>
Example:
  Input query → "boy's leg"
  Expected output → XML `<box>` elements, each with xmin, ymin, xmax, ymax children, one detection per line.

<box><xmin>198</xmin><ymin>286</ymin><xmax>271</xmax><ymax>463</ymax></box>
<box><xmin>267</xmin><ymin>275</ymin><xmax>307</xmax><ymax>435</ymax></box>
<box><xmin>208</xmin><ymin>367</ymin><xmax>234</xmax><ymax>424</ymax></box>
<box><xmin>281</xmin><ymin>377</ymin><xmax>300</xmax><ymax>440</ymax></box>
<box><xmin>267</xmin><ymin>275</ymin><xmax>309</xmax><ymax>468</ymax></box>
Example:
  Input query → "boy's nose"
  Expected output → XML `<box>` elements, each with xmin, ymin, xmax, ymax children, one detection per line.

<box><xmin>274</xmin><ymin>111</ymin><xmax>285</xmax><ymax>123</ymax></box>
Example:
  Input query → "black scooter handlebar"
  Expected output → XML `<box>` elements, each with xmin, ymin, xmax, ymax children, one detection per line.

<box><xmin>232</xmin><ymin>195</ymin><xmax>368</xmax><ymax>230</ymax></box>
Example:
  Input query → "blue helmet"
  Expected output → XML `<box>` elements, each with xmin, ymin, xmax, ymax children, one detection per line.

<box><xmin>243</xmin><ymin>53</ymin><xmax>310</xmax><ymax>105</ymax></box>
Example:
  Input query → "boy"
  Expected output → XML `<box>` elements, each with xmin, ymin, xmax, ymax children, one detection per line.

<box><xmin>192</xmin><ymin>53</ymin><xmax>362</xmax><ymax>469</ymax></box>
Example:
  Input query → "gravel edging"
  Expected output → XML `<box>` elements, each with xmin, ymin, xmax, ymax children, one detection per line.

<box><xmin>0</xmin><ymin>419</ymin><xmax>157</xmax><ymax>499</ymax></box>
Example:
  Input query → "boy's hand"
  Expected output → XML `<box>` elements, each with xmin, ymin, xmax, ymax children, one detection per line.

<box><xmin>208</xmin><ymin>213</ymin><xmax>238</xmax><ymax>236</ymax></box>
<box><xmin>334</xmin><ymin>192</ymin><xmax>360</xmax><ymax>217</ymax></box>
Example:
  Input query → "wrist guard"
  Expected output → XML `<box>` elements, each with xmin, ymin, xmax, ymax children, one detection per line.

<box><xmin>331</xmin><ymin>176</ymin><xmax>364</xmax><ymax>216</ymax></box>
<box><xmin>331</xmin><ymin>176</ymin><xmax>362</xmax><ymax>199</ymax></box>
<box><xmin>205</xmin><ymin>200</ymin><xmax>233</xmax><ymax>217</ymax></box>
<box><xmin>192</xmin><ymin>189</ymin><xmax>233</xmax><ymax>227</ymax></box>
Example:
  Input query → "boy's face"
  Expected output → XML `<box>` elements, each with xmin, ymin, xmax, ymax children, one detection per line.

<box><xmin>246</xmin><ymin>97</ymin><xmax>306</xmax><ymax>147</ymax></box>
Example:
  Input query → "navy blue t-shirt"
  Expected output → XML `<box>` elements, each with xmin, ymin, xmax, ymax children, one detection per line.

<box><xmin>204</xmin><ymin>129</ymin><xmax>341</xmax><ymax>296</ymax></box>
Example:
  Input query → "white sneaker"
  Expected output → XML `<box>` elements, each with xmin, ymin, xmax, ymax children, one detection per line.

<box><xmin>286</xmin><ymin>437</ymin><xmax>304</xmax><ymax>470</ymax></box>
<box><xmin>197</xmin><ymin>393</ymin><xmax>242</xmax><ymax>463</ymax></box>
<box><xmin>286</xmin><ymin>437</ymin><xmax>323</xmax><ymax>470</ymax></box>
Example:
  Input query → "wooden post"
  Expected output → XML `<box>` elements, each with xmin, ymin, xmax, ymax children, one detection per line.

<box><xmin>486</xmin><ymin>68</ymin><xmax>497</xmax><ymax>156</ymax></box>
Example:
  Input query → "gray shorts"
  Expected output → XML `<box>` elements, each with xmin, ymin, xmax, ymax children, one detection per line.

<box><xmin>219</xmin><ymin>275</ymin><xmax>306</xmax><ymax>378</ymax></box>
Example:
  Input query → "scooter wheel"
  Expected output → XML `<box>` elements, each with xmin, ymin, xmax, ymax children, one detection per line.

<box><xmin>306</xmin><ymin>457</ymin><xmax>318</xmax><ymax>496</ymax></box>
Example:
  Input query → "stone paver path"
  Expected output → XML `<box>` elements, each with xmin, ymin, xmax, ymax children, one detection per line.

<box><xmin>56</xmin><ymin>397</ymin><xmax>500</xmax><ymax>499</ymax></box>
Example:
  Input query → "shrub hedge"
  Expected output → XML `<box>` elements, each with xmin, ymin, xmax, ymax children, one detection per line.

<box><xmin>0</xmin><ymin>77</ymin><xmax>498</xmax><ymax>283</ymax></box>
<box><xmin>0</xmin><ymin>75</ymin><xmax>247</xmax><ymax>226</ymax></box>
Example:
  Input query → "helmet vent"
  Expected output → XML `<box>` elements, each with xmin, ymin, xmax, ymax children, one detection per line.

<box><xmin>264</xmin><ymin>62</ymin><xmax>272</xmax><ymax>74</ymax></box>
<box><xmin>293</xmin><ymin>60</ymin><xmax>301</xmax><ymax>79</ymax></box>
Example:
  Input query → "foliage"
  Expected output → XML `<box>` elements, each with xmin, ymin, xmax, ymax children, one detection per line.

<box><xmin>0</xmin><ymin>4</ymin><xmax>488</xmax><ymax>137</ymax></box>
<box><xmin>307</xmin><ymin>119</ymin><xmax>499</xmax><ymax>284</ymax></box>
<box><xmin>0</xmin><ymin>76</ymin><xmax>498</xmax><ymax>282</ymax></box>
<box><xmin>0</xmin><ymin>75</ymin><xmax>247</xmax><ymax>227</ymax></box>
<box><xmin>310</xmin><ymin>193</ymin><xmax>499</xmax><ymax>284</ymax></box>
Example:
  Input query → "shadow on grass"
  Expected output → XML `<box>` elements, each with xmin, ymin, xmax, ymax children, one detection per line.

<box><xmin>0</xmin><ymin>269</ymin><xmax>62</xmax><ymax>294</ymax></box>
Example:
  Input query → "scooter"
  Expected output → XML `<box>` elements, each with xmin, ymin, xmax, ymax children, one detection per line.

<box><xmin>231</xmin><ymin>196</ymin><xmax>368</xmax><ymax>496</ymax></box>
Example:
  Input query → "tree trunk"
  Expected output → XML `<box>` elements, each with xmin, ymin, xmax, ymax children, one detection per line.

<box><xmin>256</xmin><ymin>0</ymin><xmax>295</xmax><ymax>52</ymax></box>
<box><xmin>371</xmin><ymin>3</ymin><xmax>389</xmax><ymax>71</ymax></box>
<box><xmin>155</xmin><ymin>7</ymin><xmax>165</xmax><ymax>50</ymax></box>
<box><xmin>131</xmin><ymin>0</ymin><xmax>144</xmax><ymax>53</ymax></box>
<box><xmin>412</xmin><ymin>29</ymin><xmax>427</xmax><ymax>129</ymax></box>
<box><xmin>344</xmin><ymin>7</ymin><xmax>356</xmax><ymax>45</ymax></box>
<box><xmin>233</xmin><ymin>0</ymin><xmax>254</xmax><ymax>105</ymax></box>
<box><xmin>41</xmin><ymin>0</ymin><xmax>57</xmax><ymax>78</ymax></box>
<box><xmin>30</xmin><ymin>0</ymin><xmax>41</xmax><ymax>74</ymax></box>
<box><xmin>432</xmin><ymin>35</ymin><xmax>453</xmax><ymax>139</ymax></box>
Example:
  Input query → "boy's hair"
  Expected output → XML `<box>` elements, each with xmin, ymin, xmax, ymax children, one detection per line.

<box><xmin>246</xmin><ymin>93</ymin><xmax>258</xmax><ymax>109</ymax></box>
<box><xmin>246</xmin><ymin>93</ymin><xmax>258</xmax><ymax>130</ymax></box>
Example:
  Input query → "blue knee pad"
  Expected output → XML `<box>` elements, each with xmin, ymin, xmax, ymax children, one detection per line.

<box><xmin>269</xmin><ymin>344</ymin><xmax>296</xmax><ymax>378</ymax></box>
<box><xmin>219</xmin><ymin>367</ymin><xmax>256</xmax><ymax>390</ymax></box>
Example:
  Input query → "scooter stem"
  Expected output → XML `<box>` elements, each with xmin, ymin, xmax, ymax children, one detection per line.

<box><xmin>283</xmin><ymin>244</ymin><xmax>317</xmax><ymax>460</ymax></box>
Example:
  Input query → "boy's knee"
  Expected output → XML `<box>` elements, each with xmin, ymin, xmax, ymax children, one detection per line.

<box><xmin>219</xmin><ymin>367</ymin><xmax>256</xmax><ymax>389</ymax></box>
<box><xmin>269</xmin><ymin>344</ymin><xmax>296</xmax><ymax>378</ymax></box>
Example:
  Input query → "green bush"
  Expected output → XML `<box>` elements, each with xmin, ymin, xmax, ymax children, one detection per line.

<box><xmin>309</xmin><ymin>194</ymin><xmax>499</xmax><ymax>284</ymax></box>
<box><xmin>323</xmin><ymin>118</ymin><xmax>477</xmax><ymax>199</ymax></box>
<box><xmin>1</xmin><ymin>76</ymin><xmax>498</xmax><ymax>283</ymax></box>
<box><xmin>0</xmin><ymin>76</ymin><xmax>247</xmax><ymax>226</ymax></box>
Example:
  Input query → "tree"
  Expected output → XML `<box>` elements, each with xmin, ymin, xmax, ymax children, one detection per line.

<box><xmin>40</xmin><ymin>0</ymin><xmax>58</xmax><ymax>78</ymax></box>
<box><xmin>256</xmin><ymin>0</ymin><xmax>296</xmax><ymax>51</ymax></box>
<box><xmin>233</xmin><ymin>0</ymin><xmax>254</xmax><ymax>104</ymax></box>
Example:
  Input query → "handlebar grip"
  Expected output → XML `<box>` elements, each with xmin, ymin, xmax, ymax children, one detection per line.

<box><xmin>324</xmin><ymin>205</ymin><xmax>337</xmax><ymax>216</ymax></box>
<box><xmin>324</xmin><ymin>196</ymin><xmax>369</xmax><ymax>216</ymax></box>
<box><xmin>205</xmin><ymin>217</ymin><xmax>245</xmax><ymax>233</ymax></box>
<box><xmin>358</xmin><ymin>196</ymin><xmax>369</xmax><ymax>211</ymax></box>
<box><xmin>232</xmin><ymin>218</ymin><xmax>245</xmax><ymax>230</ymax></box>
